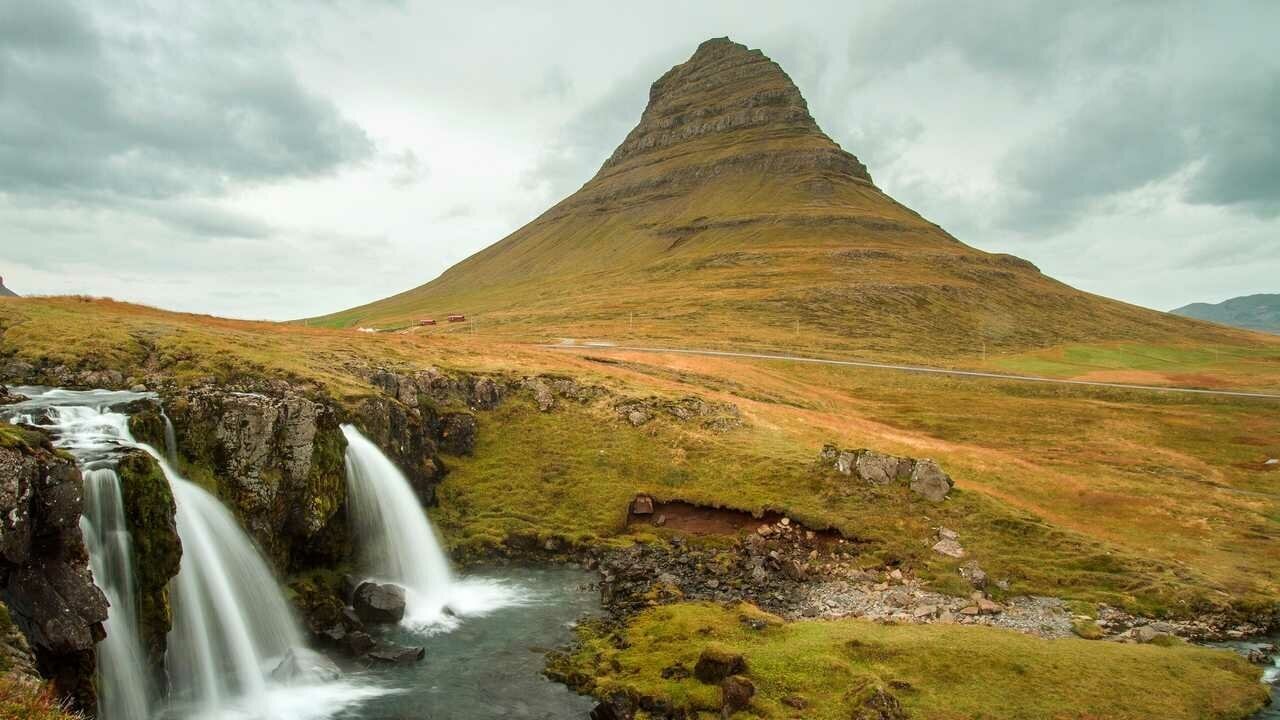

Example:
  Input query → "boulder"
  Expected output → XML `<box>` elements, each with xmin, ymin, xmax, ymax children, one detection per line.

<box><xmin>855</xmin><ymin>451</ymin><xmax>901</xmax><ymax>485</ymax></box>
<box><xmin>271</xmin><ymin>647</ymin><xmax>341</xmax><ymax>684</ymax></box>
<box><xmin>721</xmin><ymin>675</ymin><xmax>754</xmax><ymax>715</ymax></box>
<box><xmin>353</xmin><ymin>581</ymin><xmax>407</xmax><ymax>624</ymax></box>
<box><xmin>852</xmin><ymin>688</ymin><xmax>906</xmax><ymax>720</ymax></box>
<box><xmin>694</xmin><ymin>645</ymin><xmax>747</xmax><ymax>684</ymax></box>
<box><xmin>908</xmin><ymin>460</ymin><xmax>953</xmax><ymax>502</ymax></box>
<box><xmin>835</xmin><ymin>451</ymin><xmax>857</xmax><ymax>476</ymax></box>
<box><xmin>368</xmin><ymin>643</ymin><xmax>426</xmax><ymax>665</ymax></box>
<box><xmin>931</xmin><ymin>538</ymin><xmax>966</xmax><ymax>559</ymax></box>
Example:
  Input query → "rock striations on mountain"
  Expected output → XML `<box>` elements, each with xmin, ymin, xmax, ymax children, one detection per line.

<box><xmin>316</xmin><ymin>37</ymin><xmax>1265</xmax><ymax>360</ymax></box>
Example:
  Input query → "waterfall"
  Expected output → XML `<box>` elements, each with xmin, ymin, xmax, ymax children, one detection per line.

<box><xmin>81</xmin><ymin>467</ymin><xmax>152</xmax><ymax>720</ymax></box>
<box><xmin>341</xmin><ymin>424</ymin><xmax>522</xmax><ymax>630</ymax></box>
<box><xmin>158</xmin><ymin>458</ymin><xmax>304</xmax><ymax>714</ymax></box>
<box><xmin>160</xmin><ymin>408</ymin><xmax>178</xmax><ymax>464</ymax></box>
<box><xmin>5</xmin><ymin>388</ymin><xmax>385</xmax><ymax>720</ymax></box>
<box><xmin>341</xmin><ymin>425</ymin><xmax>455</xmax><ymax>625</ymax></box>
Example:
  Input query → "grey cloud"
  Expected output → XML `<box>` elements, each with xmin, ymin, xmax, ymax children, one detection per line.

<box><xmin>846</xmin><ymin>1</ymin><xmax>1170</xmax><ymax>92</ymax></box>
<box><xmin>1183</xmin><ymin>71</ymin><xmax>1280</xmax><ymax>217</ymax></box>
<box><xmin>142</xmin><ymin>202</ymin><xmax>275</xmax><ymax>240</ymax></box>
<box><xmin>0</xmin><ymin>0</ymin><xmax>373</xmax><ymax>201</ymax></box>
<box><xmin>999</xmin><ymin>77</ymin><xmax>1190</xmax><ymax>232</ymax></box>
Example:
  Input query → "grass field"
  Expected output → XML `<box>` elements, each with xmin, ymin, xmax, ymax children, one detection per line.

<box><xmin>554</xmin><ymin>602</ymin><xmax>1268</xmax><ymax>719</ymax></box>
<box><xmin>3</xmin><ymin>296</ymin><xmax>1278</xmax><ymax>617</ymax></box>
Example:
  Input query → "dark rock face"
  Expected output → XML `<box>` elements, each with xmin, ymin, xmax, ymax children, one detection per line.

<box><xmin>117</xmin><ymin>449</ymin><xmax>182</xmax><ymax>688</ymax></box>
<box><xmin>0</xmin><ymin>430</ymin><xmax>108</xmax><ymax>715</ymax></box>
<box><xmin>437</xmin><ymin>413</ymin><xmax>478</xmax><ymax>456</ymax></box>
<box><xmin>353</xmin><ymin>581</ymin><xmax>407</xmax><ymax>624</ymax></box>
<box><xmin>162</xmin><ymin>386</ymin><xmax>347</xmax><ymax>570</ymax></box>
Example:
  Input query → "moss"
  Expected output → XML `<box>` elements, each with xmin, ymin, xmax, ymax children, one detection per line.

<box><xmin>1072</xmin><ymin>619</ymin><xmax>1104</xmax><ymax>640</ymax></box>
<box><xmin>0</xmin><ymin>424</ymin><xmax>44</xmax><ymax>450</ymax></box>
<box><xmin>126</xmin><ymin>408</ymin><xmax>165</xmax><ymax>451</ymax></box>
<box><xmin>556</xmin><ymin>602</ymin><xmax>1269</xmax><ymax>720</ymax></box>
<box><xmin>302</xmin><ymin>424</ymin><xmax>347</xmax><ymax>541</ymax></box>
<box><xmin>116</xmin><ymin>451</ymin><xmax>181</xmax><ymax>676</ymax></box>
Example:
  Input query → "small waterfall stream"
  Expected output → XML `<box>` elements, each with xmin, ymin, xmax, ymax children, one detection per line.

<box><xmin>341</xmin><ymin>424</ymin><xmax>520</xmax><ymax>630</ymax></box>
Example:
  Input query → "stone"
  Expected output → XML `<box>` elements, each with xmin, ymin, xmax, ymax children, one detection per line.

<box><xmin>855</xmin><ymin>451</ymin><xmax>902</xmax><ymax>485</ymax></box>
<box><xmin>931</xmin><ymin>538</ymin><xmax>966</xmax><ymax>559</ymax></box>
<box><xmin>835</xmin><ymin>451</ymin><xmax>857</xmax><ymax>476</ymax></box>
<box><xmin>694</xmin><ymin>645</ymin><xmax>747</xmax><ymax>684</ymax></box>
<box><xmin>271</xmin><ymin>647</ymin><xmax>341</xmax><ymax>684</ymax></box>
<box><xmin>960</xmin><ymin>561</ymin><xmax>987</xmax><ymax>590</ymax></box>
<box><xmin>345</xmin><ymin>631</ymin><xmax>375</xmax><ymax>656</ymax></box>
<box><xmin>589</xmin><ymin>692</ymin><xmax>636</xmax><ymax>720</ymax></box>
<box><xmin>819</xmin><ymin>444</ymin><xmax>839</xmax><ymax>463</ymax></box>
<box><xmin>852</xmin><ymin>688</ymin><xmax>906</xmax><ymax>720</ymax></box>
<box><xmin>1266</xmin><ymin>458</ymin><xmax>1279</xmax><ymax>466</ymax></box>
<box><xmin>960</xmin><ymin>606</ymin><xmax>980</xmax><ymax>616</ymax></box>
<box><xmin>782</xmin><ymin>695</ymin><xmax>808</xmax><ymax>710</ymax></box>
<box><xmin>721</xmin><ymin>675</ymin><xmax>755</xmax><ymax>715</ymax></box>
<box><xmin>908</xmin><ymin>460</ymin><xmax>953</xmax><ymax>502</ymax></box>
<box><xmin>976</xmin><ymin>598</ymin><xmax>1002</xmax><ymax>615</ymax></box>
<box><xmin>438</xmin><ymin>413</ymin><xmax>478</xmax><ymax>455</ymax></box>
<box><xmin>368</xmin><ymin>643</ymin><xmax>426</xmax><ymax>665</ymax></box>
<box><xmin>1132</xmin><ymin>625</ymin><xmax>1172</xmax><ymax>644</ymax></box>
<box><xmin>631</xmin><ymin>494</ymin><xmax>655</xmax><ymax>515</ymax></box>
<box><xmin>352</xmin><ymin>581</ymin><xmax>407</xmax><ymax>624</ymax></box>
<box><xmin>533</xmin><ymin>381</ymin><xmax>556</xmax><ymax>412</ymax></box>
<box><xmin>937</xmin><ymin>527</ymin><xmax>959</xmax><ymax>541</ymax></box>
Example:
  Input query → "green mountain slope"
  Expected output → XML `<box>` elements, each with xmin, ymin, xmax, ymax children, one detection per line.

<box><xmin>312</xmin><ymin>37</ymin><xmax>1265</xmax><ymax>363</ymax></box>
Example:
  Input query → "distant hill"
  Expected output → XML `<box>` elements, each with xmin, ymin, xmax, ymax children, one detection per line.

<box><xmin>312</xmin><ymin>37</ymin><xmax>1258</xmax><ymax>361</ymax></box>
<box><xmin>1172</xmin><ymin>294</ymin><xmax>1280</xmax><ymax>334</ymax></box>
<box><xmin>0</xmin><ymin>277</ymin><xmax>17</xmax><ymax>297</ymax></box>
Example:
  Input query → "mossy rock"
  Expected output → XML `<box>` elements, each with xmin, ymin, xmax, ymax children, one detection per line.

<box><xmin>117</xmin><ymin>450</ymin><xmax>182</xmax><ymax>680</ymax></box>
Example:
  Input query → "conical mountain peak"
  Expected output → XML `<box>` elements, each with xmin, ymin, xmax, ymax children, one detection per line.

<box><xmin>594</xmin><ymin>36</ymin><xmax>872</xmax><ymax>185</ymax></box>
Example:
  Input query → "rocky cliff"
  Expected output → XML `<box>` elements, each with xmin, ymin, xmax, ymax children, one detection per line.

<box><xmin>0</xmin><ymin>424</ymin><xmax>107</xmax><ymax>715</ymax></box>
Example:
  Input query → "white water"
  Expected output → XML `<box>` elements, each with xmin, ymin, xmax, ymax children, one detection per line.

<box><xmin>341</xmin><ymin>424</ymin><xmax>521</xmax><ymax>630</ymax></box>
<box><xmin>81</xmin><ymin>467</ymin><xmax>154</xmax><ymax>719</ymax></box>
<box><xmin>5</xmin><ymin>388</ymin><xmax>385</xmax><ymax>720</ymax></box>
<box><xmin>1</xmin><ymin>394</ymin><xmax>156</xmax><ymax>720</ymax></box>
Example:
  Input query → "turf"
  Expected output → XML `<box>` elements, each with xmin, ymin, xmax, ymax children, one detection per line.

<box><xmin>554</xmin><ymin>602</ymin><xmax>1269</xmax><ymax>719</ymax></box>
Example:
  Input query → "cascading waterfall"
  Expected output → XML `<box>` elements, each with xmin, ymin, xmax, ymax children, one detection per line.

<box><xmin>161</xmin><ymin>407</ymin><xmax>178</xmax><ymax>464</ymax></box>
<box><xmin>342</xmin><ymin>425</ymin><xmax>455</xmax><ymax>623</ymax></box>
<box><xmin>5</xmin><ymin>388</ymin><xmax>383</xmax><ymax>720</ymax></box>
<box><xmin>81</xmin><ymin>466</ymin><xmax>153</xmax><ymax>720</ymax></box>
<box><xmin>0</xmin><ymin>394</ymin><xmax>157</xmax><ymax>720</ymax></box>
<box><xmin>157</xmin><ymin>458</ymin><xmax>304</xmax><ymax>715</ymax></box>
<box><xmin>341</xmin><ymin>424</ymin><xmax>520</xmax><ymax>629</ymax></box>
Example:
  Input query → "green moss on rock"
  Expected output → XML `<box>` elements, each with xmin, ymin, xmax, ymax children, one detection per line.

<box><xmin>117</xmin><ymin>450</ymin><xmax>181</xmax><ymax>682</ymax></box>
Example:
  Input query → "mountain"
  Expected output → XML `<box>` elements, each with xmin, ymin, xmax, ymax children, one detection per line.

<box><xmin>1172</xmin><ymin>294</ymin><xmax>1280</xmax><ymax>334</ymax></box>
<box><xmin>314</xmin><ymin>37</ymin><xmax>1255</xmax><ymax>360</ymax></box>
<box><xmin>0</xmin><ymin>277</ymin><xmax>17</xmax><ymax>297</ymax></box>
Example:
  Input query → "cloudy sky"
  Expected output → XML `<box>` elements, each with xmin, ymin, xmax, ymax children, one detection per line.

<box><xmin>1</xmin><ymin>1</ymin><xmax>1276</xmax><ymax>320</ymax></box>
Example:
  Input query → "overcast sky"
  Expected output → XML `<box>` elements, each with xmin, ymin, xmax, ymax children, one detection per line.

<box><xmin>1</xmin><ymin>1</ymin><xmax>1276</xmax><ymax>320</ymax></box>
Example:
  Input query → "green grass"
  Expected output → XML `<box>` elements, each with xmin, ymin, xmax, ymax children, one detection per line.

<box><xmin>555</xmin><ymin>602</ymin><xmax>1268</xmax><ymax>720</ymax></box>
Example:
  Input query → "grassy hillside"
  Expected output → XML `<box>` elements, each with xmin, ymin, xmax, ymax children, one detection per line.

<box><xmin>308</xmin><ymin>38</ymin><xmax>1273</xmax><ymax>368</ymax></box>
<box><xmin>5</xmin><ymin>296</ymin><xmax>1277</xmax><ymax>615</ymax></box>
